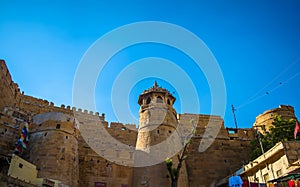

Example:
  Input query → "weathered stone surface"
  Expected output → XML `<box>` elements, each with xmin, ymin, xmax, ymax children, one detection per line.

<box><xmin>254</xmin><ymin>105</ymin><xmax>296</xmax><ymax>133</ymax></box>
<box><xmin>0</xmin><ymin>60</ymin><xmax>295</xmax><ymax>187</ymax></box>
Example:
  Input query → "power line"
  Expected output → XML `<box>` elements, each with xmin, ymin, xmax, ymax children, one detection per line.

<box><xmin>242</xmin><ymin>57</ymin><xmax>300</xmax><ymax>105</ymax></box>
<box><xmin>236</xmin><ymin>58</ymin><xmax>300</xmax><ymax>110</ymax></box>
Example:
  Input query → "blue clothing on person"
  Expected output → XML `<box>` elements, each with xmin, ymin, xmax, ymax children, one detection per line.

<box><xmin>229</xmin><ymin>175</ymin><xmax>243</xmax><ymax>187</ymax></box>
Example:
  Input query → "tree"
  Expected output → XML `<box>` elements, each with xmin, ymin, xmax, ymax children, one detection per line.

<box><xmin>165</xmin><ymin>126</ymin><xmax>196</xmax><ymax>187</ymax></box>
<box><xmin>249</xmin><ymin>137</ymin><xmax>263</xmax><ymax>161</ymax></box>
<box><xmin>250</xmin><ymin>115</ymin><xmax>297</xmax><ymax>160</ymax></box>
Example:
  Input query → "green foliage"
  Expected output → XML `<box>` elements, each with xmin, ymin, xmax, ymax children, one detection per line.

<box><xmin>166</xmin><ymin>158</ymin><xmax>173</xmax><ymax>169</ymax></box>
<box><xmin>249</xmin><ymin>115</ymin><xmax>296</xmax><ymax>160</ymax></box>
<box><xmin>249</xmin><ymin>138</ymin><xmax>262</xmax><ymax>161</ymax></box>
<box><xmin>265</xmin><ymin>116</ymin><xmax>296</xmax><ymax>144</ymax></box>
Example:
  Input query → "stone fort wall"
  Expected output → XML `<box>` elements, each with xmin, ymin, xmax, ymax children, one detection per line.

<box><xmin>178</xmin><ymin>113</ymin><xmax>255</xmax><ymax>186</ymax></box>
<box><xmin>0</xmin><ymin>59</ymin><xmax>257</xmax><ymax>187</ymax></box>
<box><xmin>253</xmin><ymin>105</ymin><xmax>296</xmax><ymax>133</ymax></box>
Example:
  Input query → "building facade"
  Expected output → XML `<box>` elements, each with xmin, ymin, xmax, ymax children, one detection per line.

<box><xmin>240</xmin><ymin>141</ymin><xmax>300</xmax><ymax>184</ymax></box>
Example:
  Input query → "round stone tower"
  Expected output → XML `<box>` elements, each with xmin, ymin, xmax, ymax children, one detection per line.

<box><xmin>136</xmin><ymin>81</ymin><xmax>178</xmax><ymax>150</ymax></box>
<box><xmin>253</xmin><ymin>105</ymin><xmax>296</xmax><ymax>133</ymax></box>
<box><xmin>28</xmin><ymin>112</ymin><xmax>79</xmax><ymax>187</ymax></box>
<box><xmin>133</xmin><ymin>81</ymin><xmax>184</xmax><ymax>187</ymax></box>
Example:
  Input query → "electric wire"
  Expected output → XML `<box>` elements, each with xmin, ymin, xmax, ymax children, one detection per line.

<box><xmin>236</xmin><ymin>58</ymin><xmax>300</xmax><ymax>110</ymax></box>
<box><xmin>243</xmin><ymin>58</ymin><xmax>300</xmax><ymax>104</ymax></box>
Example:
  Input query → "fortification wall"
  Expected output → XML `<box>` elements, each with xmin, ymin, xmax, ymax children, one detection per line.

<box><xmin>28</xmin><ymin>112</ymin><xmax>79</xmax><ymax>187</ymax></box>
<box><xmin>0</xmin><ymin>60</ymin><xmax>21</xmax><ymax>111</ymax></box>
<box><xmin>0</xmin><ymin>107</ymin><xmax>29</xmax><ymax>155</ymax></box>
<box><xmin>179</xmin><ymin>113</ymin><xmax>254</xmax><ymax>187</ymax></box>
<box><xmin>0</xmin><ymin>59</ymin><xmax>260</xmax><ymax>187</ymax></box>
<box><xmin>75</xmin><ymin>112</ymin><xmax>137</xmax><ymax>187</ymax></box>
<box><xmin>254</xmin><ymin>105</ymin><xmax>296</xmax><ymax>132</ymax></box>
<box><xmin>78</xmin><ymin>135</ymin><xmax>134</xmax><ymax>187</ymax></box>
<box><xmin>0</xmin><ymin>61</ymin><xmax>33</xmax><ymax>158</ymax></box>
<box><xmin>186</xmin><ymin>138</ymin><xmax>253</xmax><ymax>187</ymax></box>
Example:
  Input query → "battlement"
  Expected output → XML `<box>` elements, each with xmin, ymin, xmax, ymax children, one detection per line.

<box><xmin>178</xmin><ymin>113</ymin><xmax>223</xmax><ymax>120</ymax></box>
<box><xmin>0</xmin><ymin>60</ymin><xmax>21</xmax><ymax>96</ymax></box>
<box><xmin>0</xmin><ymin>60</ymin><xmax>22</xmax><ymax>111</ymax></box>
<box><xmin>0</xmin><ymin>60</ymin><xmax>109</xmax><ymax>122</ymax></box>
<box><xmin>21</xmin><ymin>94</ymin><xmax>106</xmax><ymax>120</ymax></box>
<box><xmin>178</xmin><ymin>113</ymin><xmax>224</xmax><ymax>129</ymax></box>
<box><xmin>109</xmin><ymin>122</ymin><xmax>137</xmax><ymax>130</ymax></box>
<box><xmin>0</xmin><ymin>59</ymin><xmax>274</xmax><ymax>187</ymax></box>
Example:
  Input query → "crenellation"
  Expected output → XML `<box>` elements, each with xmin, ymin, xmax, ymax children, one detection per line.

<box><xmin>73</xmin><ymin>110</ymin><xmax>105</xmax><ymax>123</ymax></box>
<box><xmin>42</xmin><ymin>99</ymin><xmax>48</xmax><ymax>105</ymax></box>
<box><xmin>0</xmin><ymin>60</ymin><xmax>297</xmax><ymax>187</ymax></box>
<box><xmin>19</xmin><ymin>95</ymin><xmax>73</xmax><ymax>116</ymax></box>
<box><xmin>123</xmin><ymin>124</ymin><xmax>138</xmax><ymax>131</ymax></box>
<box><xmin>110</xmin><ymin>122</ymin><xmax>125</xmax><ymax>129</ymax></box>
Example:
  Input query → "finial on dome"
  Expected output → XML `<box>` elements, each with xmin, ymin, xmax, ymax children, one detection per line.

<box><xmin>154</xmin><ymin>81</ymin><xmax>158</xmax><ymax>88</ymax></box>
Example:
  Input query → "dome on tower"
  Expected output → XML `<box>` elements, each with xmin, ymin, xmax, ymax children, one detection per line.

<box><xmin>137</xmin><ymin>81</ymin><xmax>176</xmax><ymax>106</ymax></box>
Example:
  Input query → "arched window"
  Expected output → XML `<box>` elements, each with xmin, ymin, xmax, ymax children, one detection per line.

<box><xmin>146</xmin><ymin>97</ymin><xmax>151</xmax><ymax>104</ymax></box>
<box><xmin>167</xmin><ymin>99</ymin><xmax>171</xmax><ymax>105</ymax></box>
<box><xmin>157</xmin><ymin>96</ymin><xmax>163</xmax><ymax>103</ymax></box>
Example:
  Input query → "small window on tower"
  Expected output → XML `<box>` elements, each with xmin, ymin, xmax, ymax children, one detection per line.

<box><xmin>146</xmin><ymin>97</ymin><xmax>151</xmax><ymax>104</ymax></box>
<box><xmin>157</xmin><ymin>96</ymin><xmax>163</xmax><ymax>103</ymax></box>
<box><xmin>167</xmin><ymin>99</ymin><xmax>171</xmax><ymax>105</ymax></box>
<box><xmin>56</xmin><ymin>124</ymin><xmax>61</xmax><ymax>129</ymax></box>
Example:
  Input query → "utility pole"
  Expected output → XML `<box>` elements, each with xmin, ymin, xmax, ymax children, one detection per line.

<box><xmin>257</xmin><ymin>129</ymin><xmax>265</xmax><ymax>154</ymax></box>
<box><xmin>231</xmin><ymin>104</ymin><xmax>238</xmax><ymax>129</ymax></box>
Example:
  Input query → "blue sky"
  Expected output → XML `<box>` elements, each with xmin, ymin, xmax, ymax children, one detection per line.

<box><xmin>0</xmin><ymin>0</ymin><xmax>299</xmax><ymax>128</ymax></box>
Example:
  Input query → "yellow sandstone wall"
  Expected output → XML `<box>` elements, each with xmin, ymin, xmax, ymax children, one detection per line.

<box><xmin>0</xmin><ymin>60</ymin><xmax>26</xmax><ymax>157</ymax></box>
<box><xmin>0</xmin><ymin>59</ymin><xmax>258</xmax><ymax>187</ymax></box>
<box><xmin>179</xmin><ymin>114</ymin><xmax>255</xmax><ymax>187</ymax></box>
<box><xmin>75</xmin><ymin>110</ymin><xmax>137</xmax><ymax>187</ymax></box>
<box><xmin>28</xmin><ymin>112</ymin><xmax>79</xmax><ymax>187</ymax></box>
<box><xmin>254</xmin><ymin>105</ymin><xmax>296</xmax><ymax>132</ymax></box>
<box><xmin>0</xmin><ymin>108</ymin><xmax>28</xmax><ymax>155</ymax></box>
<box><xmin>0</xmin><ymin>60</ymin><xmax>20</xmax><ymax>111</ymax></box>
